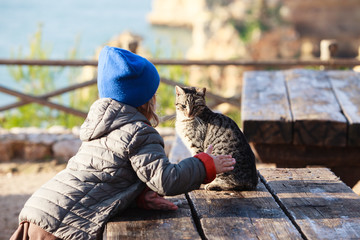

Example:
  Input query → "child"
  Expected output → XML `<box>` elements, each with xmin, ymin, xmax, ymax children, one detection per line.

<box><xmin>10</xmin><ymin>46</ymin><xmax>235</xmax><ymax>240</ymax></box>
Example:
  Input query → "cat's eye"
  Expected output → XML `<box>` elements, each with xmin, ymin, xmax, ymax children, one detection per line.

<box><xmin>176</xmin><ymin>104</ymin><xmax>186</xmax><ymax>109</ymax></box>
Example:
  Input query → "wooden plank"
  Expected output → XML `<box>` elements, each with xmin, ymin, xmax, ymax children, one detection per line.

<box><xmin>251</xmin><ymin>143</ymin><xmax>360</xmax><ymax>168</ymax></box>
<box><xmin>0</xmin><ymin>79</ymin><xmax>97</xmax><ymax>112</ymax></box>
<box><xmin>331</xmin><ymin>166</ymin><xmax>360</xmax><ymax>189</ymax></box>
<box><xmin>242</xmin><ymin>71</ymin><xmax>293</xmax><ymax>144</ymax></box>
<box><xmin>187</xmin><ymin>182</ymin><xmax>303</xmax><ymax>239</ymax></box>
<box><xmin>0</xmin><ymin>84</ymin><xmax>87</xmax><ymax>118</ymax></box>
<box><xmin>252</xmin><ymin>143</ymin><xmax>360</xmax><ymax>187</ymax></box>
<box><xmin>106</xmin><ymin>195</ymin><xmax>200</xmax><ymax>240</ymax></box>
<box><xmin>285</xmin><ymin>69</ymin><xmax>347</xmax><ymax>146</ymax></box>
<box><xmin>328</xmin><ymin>70</ymin><xmax>360</xmax><ymax>146</ymax></box>
<box><xmin>2</xmin><ymin>58</ymin><xmax>360</xmax><ymax>67</ymax></box>
<box><xmin>259</xmin><ymin>168</ymin><xmax>360</xmax><ymax>240</ymax></box>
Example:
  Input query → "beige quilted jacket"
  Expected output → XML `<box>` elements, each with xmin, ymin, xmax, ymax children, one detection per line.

<box><xmin>19</xmin><ymin>98</ymin><xmax>208</xmax><ymax>239</ymax></box>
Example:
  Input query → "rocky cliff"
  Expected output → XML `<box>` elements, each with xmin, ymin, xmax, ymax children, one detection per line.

<box><xmin>149</xmin><ymin>0</ymin><xmax>360</xmax><ymax>58</ymax></box>
<box><xmin>149</xmin><ymin>0</ymin><xmax>300</xmax><ymax>107</ymax></box>
<box><xmin>283</xmin><ymin>0</ymin><xmax>360</xmax><ymax>57</ymax></box>
<box><xmin>147</xmin><ymin>0</ymin><xmax>207</xmax><ymax>28</ymax></box>
<box><xmin>148</xmin><ymin>0</ymin><xmax>360</xmax><ymax>110</ymax></box>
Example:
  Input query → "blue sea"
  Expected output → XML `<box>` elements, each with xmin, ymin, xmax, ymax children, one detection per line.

<box><xmin>0</xmin><ymin>0</ymin><xmax>192</xmax><ymax>104</ymax></box>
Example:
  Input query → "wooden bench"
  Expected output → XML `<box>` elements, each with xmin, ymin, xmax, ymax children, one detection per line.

<box><xmin>106</xmin><ymin>168</ymin><xmax>360</xmax><ymax>239</ymax></box>
<box><xmin>241</xmin><ymin>69</ymin><xmax>360</xmax><ymax>187</ymax></box>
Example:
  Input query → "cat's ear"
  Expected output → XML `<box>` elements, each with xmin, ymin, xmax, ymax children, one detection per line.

<box><xmin>175</xmin><ymin>85</ymin><xmax>185</xmax><ymax>96</ymax></box>
<box><xmin>197</xmin><ymin>87</ymin><xmax>206</xmax><ymax>97</ymax></box>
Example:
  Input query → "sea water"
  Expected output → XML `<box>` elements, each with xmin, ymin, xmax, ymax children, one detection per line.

<box><xmin>0</xmin><ymin>0</ymin><xmax>192</xmax><ymax>104</ymax></box>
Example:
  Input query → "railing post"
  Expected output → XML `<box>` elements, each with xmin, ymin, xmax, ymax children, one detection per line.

<box><xmin>128</xmin><ymin>41</ymin><xmax>138</xmax><ymax>53</ymax></box>
<box><xmin>320</xmin><ymin>39</ymin><xmax>338</xmax><ymax>61</ymax></box>
<box><xmin>320</xmin><ymin>39</ymin><xmax>338</xmax><ymax>70</ymax></box>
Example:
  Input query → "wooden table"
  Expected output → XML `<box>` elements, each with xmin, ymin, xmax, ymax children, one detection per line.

<box><xmin>241</xmin><ymin>69</ymin><xmax>360</xmax><ymax>187</ymax></box>
<box><xmin>106</xmin><ymin>168</ymin><xmax>360</xmax><ymax>239</ymax></box>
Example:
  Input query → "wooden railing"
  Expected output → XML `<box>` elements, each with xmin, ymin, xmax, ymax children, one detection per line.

<box><xmin>1</xmin><ymin>58</ymin><xmax>360</xmax><ymax>67</ymax></box>
<box><xmin>1</xmin><ymin>58</ymin><xmax>359</xmax><ymax>122</ymax></box>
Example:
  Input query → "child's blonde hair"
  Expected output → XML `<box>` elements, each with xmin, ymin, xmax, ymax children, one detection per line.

<box><xmin>137</xmin><ymin>95</ymin><xmax>159</xmax><ymax>127</ymax></box>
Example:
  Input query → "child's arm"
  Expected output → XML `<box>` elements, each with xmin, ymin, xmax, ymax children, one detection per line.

<box><xmin>135</xmin><ymin>145</ymin><xmax>234</xmax><ymax>211</ymax></box>
<box><xmin>129</xmin><ymin>137</ymin><xmax>235</xmax><ymax>196</ymax></box>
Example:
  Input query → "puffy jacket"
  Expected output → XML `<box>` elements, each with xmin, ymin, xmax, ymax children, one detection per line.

<box><xmin>19</xmin><ymin>98</ymin><xmax>212</xmax><ymax>240</ymax></box>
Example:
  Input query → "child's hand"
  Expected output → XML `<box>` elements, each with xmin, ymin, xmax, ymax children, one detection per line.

<box><xmin>143</xmin><ymin>190</ymin><xmax>178</xmax><ymax>211</ymax></box>
<box><xmin>206</xmin><ymin>145</ymin><xmax>236</xmax><ymax>174</ymax></box>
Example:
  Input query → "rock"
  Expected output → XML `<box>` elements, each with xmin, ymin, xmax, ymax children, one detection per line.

<box><xmin>48</xmin><ymin>125</ymin><xmax>71</xmax><ymax>134</ymax></box>
<box><xmin>0</xmin><ymin>140</ymin><xmax>14</xmax><ymax>162</ymax></box>
<box><xmin>52</xmin><ymin>139</ymin><xmax>82</xmax><ymax>160</ymax></box>
<box><xmin>148</xmin><ymin>0</ymin><xmax>360</xmax><ymax>105</ymax></box>
<box><xmin>0</xmin><ymin>128</ymin><xmax>9</xmax><ymax>134</ymax></box>
<box><xmin>27</xmin><ymin>133</ymin><xmax>58</xmax><ymax>145</ymax></box>
<box><xmin>72</xmin><ymin>126</ymin><xmax>80</xmax><ymax>137</ymax></box>
<box><xmin>23</xmin><ymin>143</ymin><xmax>52</xmax><ymax>161</ymax></box>
<box><xmin>147</xmin><ymin>0</ymin><xmax>207</xmax><ymax>28</ymax></box>
<box><xmin>249</xmin><ymin>26</ymin><xmax>301</xmax><ymax>59</ymax></box>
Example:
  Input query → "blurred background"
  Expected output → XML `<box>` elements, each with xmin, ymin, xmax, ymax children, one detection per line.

<box><xmin>1</xmin><ymin>1</ymin><xmax>360</xmax><ymax>239</ymax></box>
<box><xmin>1</xmin><ymin>0</ymin><xmax>360</xmax><ymax>128</ymax></box>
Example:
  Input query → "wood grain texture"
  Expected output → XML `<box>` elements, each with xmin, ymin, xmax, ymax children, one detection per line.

<box><xmin>242</xmin><ymin>71</ymin><xmax>292</xmax><ymax>144</ymax></box>
<box><xmin>106</xmin><ymin>168</ymin><xmax>360</xmax><ymax>239</ymax></box>
<box><xmin>106</xmin><ymin>195</ymin><xmax>200</xmax><ymax>240</ymax></box>
<box><xmin>252</xmin><ymin>143</ymin><xmax>360</xmax><ymax>187</ymax></box>
<box><xmin>328</xmin><ymin>70</ymin><xmax>360</xmax><ymax>146</ymax></box>
<box><xmin>187</xmin><ymin>183</ymin><xmax>302</xmax><ymax>240</ymax></box>
<box><xmin>259</xmin><ymin>168</ymin><xmax>360</xmax><ymax>240</ymax></box>
<box><xmin>251</xmin><ymin>143</ymin><xmax>360</xmax><ymax>168</ymax></box>
<box><xmin>285</xmin><ymin>69</ymin><xmax>347</xmax><ymax>146</ymax></box>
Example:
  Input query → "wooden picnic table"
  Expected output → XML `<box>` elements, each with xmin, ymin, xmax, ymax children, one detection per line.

<box><xmin>241</xmin><ymin>69</ymin><xmax>360</xmax><ymax>187</ymax></box>
<box><xmin>106</xmin><ymin>168</ymin><xmax>360</xmax><ymax>239</ymax></box>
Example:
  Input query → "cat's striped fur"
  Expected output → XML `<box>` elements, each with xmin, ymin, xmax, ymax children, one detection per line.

<box><xmin>175</xmin><ymin>86</ymin><xmax>258</xmax><ymax>191</ymax></box>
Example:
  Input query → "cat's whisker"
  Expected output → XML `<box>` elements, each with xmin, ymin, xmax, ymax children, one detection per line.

<box><xmin>159</xmin><ymin>114</ymin><xmax>175</xmax><ymax>123</ymax></box>
<box><xmin>169</xmin><ymin>118</ymin><xmax>176</xmax><ymax>127</ymax></box>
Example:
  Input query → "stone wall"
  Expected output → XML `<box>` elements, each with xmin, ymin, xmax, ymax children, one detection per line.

<box><xmin>0</xmin><ymin>127</ymin><xmax>176</xmax><ymax>162</ymax></box>
<box><xmin>0</xmin><ymin>126</ymin><xmax>81</xmax><ymax>162</ymax></box>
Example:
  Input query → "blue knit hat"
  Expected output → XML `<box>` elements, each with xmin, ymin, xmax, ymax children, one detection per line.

<box><xmin>97</xmin><ymin>46</ymin><xmax>160</xmax><ymax>108</ymax></box>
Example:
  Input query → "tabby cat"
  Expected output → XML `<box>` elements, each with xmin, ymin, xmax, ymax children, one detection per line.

<box><xmin>175</xmin><ymin>85</ymin><xmax>258</xmax><ymax>191</ymax></box>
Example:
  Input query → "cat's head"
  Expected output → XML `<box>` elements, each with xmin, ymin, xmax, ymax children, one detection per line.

<box><xmin>175</xmin><ymin>85</ymin><xmax>206</xmax><ymax>119</ymax></box>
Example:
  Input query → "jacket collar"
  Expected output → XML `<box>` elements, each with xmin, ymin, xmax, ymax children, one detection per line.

<box><xmin>79</xmin><ymin>98</ymin><xmax>150</xmax><ymax>141</ymax></box>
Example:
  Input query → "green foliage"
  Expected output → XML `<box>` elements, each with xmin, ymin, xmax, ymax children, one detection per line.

<box><xmin>155</xmin><ymin>64</ymin><xmax>189</xmax><ymax>127</ymax></box>
<box><xmin>9</xmin><ymin>25</ymin><xmax>59</xmax><ymax>94</ymax></box>
<box><xmin>233</xmin><ymin>19</ymin><xmax>265</xmax><ymax>43</ymax></box>
<box><xmin>4</xmin><ymin>24</ymin><xmax>90</xmax><ymax>129</ymax></box>
<box><xmin>231</xmin><ymin>1</ymin><xmax>286</xmax><ymax>43</ymax></box>
<box><xmin>56</xmin><ymin>36</ymin><xmax>97</xmax><ymax>127</ymax></box>
<box><xmin>226</xmin><ymin>109</ymin><xmax>242</xmax><ymax>129</ymax></box>
<box><xmin>152</xmin><ymin>45</ymin><xmax>189</xmax><ymax>127</ymax></box>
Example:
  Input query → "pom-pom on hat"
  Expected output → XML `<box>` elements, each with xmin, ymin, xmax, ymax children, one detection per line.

<box><xmin>97</xmin><ymin>46</ymin><xmax>160</xmax><ymax>108</ymax></box>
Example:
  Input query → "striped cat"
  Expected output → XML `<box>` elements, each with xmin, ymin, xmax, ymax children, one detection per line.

<box><xmin>175</xmin><ymin>85</ymin><xmax>258</xmax><ymax>191</ymax></box>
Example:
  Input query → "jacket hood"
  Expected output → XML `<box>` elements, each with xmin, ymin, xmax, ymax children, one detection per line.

<box><xmin>80</xmin><ymin>98</ymin><xmax>150</xmax><ymax>141</ymax></box>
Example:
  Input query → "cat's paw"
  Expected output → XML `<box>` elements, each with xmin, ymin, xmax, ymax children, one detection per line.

<box><xmin>205</xmin><ymin>182</ymin><xmax>225</xmax><ymax>191</ymax></box>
